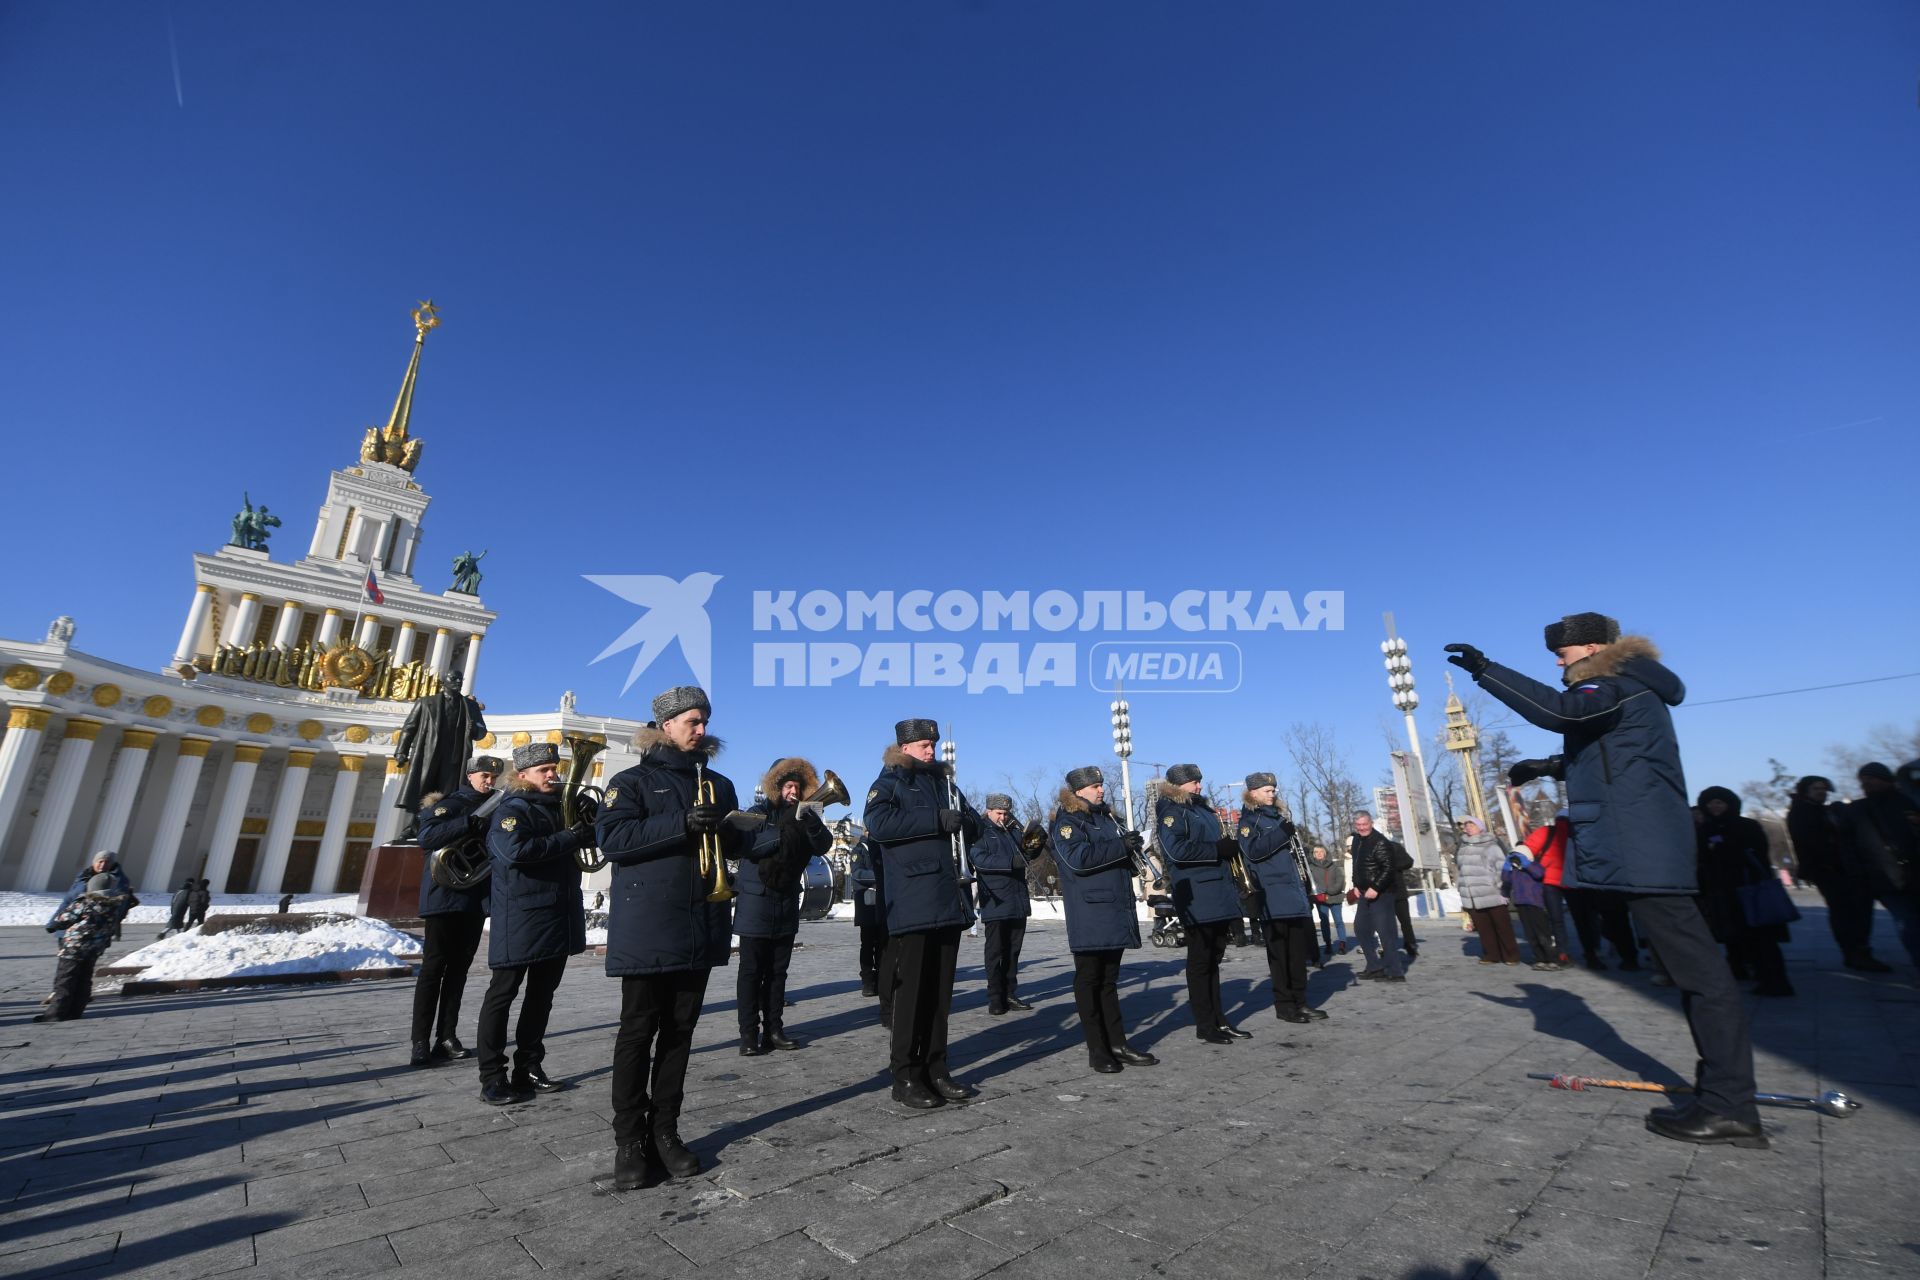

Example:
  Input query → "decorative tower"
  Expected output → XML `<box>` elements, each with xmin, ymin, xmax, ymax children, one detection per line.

<box><xmin>1441</xmin><ymin>673</ymin><xmax>1490</xmax><ymax>828</ymax></box>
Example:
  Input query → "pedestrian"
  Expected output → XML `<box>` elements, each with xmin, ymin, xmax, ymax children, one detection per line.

<box><xmin>1347</xmin><ymin>811</ymin><xmax>1410</xmax><ymax>982</ymax></box>
<box><xmin>1696</xmin><ymin>787</ymin><xmax>1794</xmax><ymax>997</ymax></box>
<box><xmin>1237</xmin><ymin>774</ymin><xmax>1327</xmax><ymax>1022</ymax></box>
<box><xmin>1837</xmin><ymin>762</ymin><xmax>1920</xmax><ymax>971</ymax></box>
<box><xmin>970</xmin><ymin>793</ymin><xmax>1041</xmax><ymax>1016</ymax></box>
<box><xmin>188</xmin><ymin>880</ymin><xmax>211</xmax><ymax>927</ymax></box>
<box><xmin>849</xmin><ymin>836</ymin><xmax>891</xmax><ymax>1017</ymax></box>
<box><xmin>38</xmin><ymin>874</ymin><xmax>132</xmax><ymax>1021</ymax></box>
<box><xmin>1455</xmin><ymin>816</ymin><xmax>1520</xmax><ymax>965</ymax></box>
<box><xmin>1306</xmin><ymin>845</ymin><xmax>1349</xmax><ymax>958</ymax></box>
<box><xmin>1505</xmin><ymin>847</ymin><xmax>1560</xmax><ymax>968</ymax></box>
<box><xmin>1525</xmin><ymin>812</ymin><xmax>1577</xmax><ymax>965</ymax></box>
<box><xmin>1449</xmin><ymin>612</ymin><xmax>1767</xmax><ymax>1147</ymax></box>
<box><xmin>1789</xmin><ymin>776</ymin><xmax>1889</xmax><ymax>972</ymax></box>
<box><xmin>162</xmin><ymin>877</ymin><xmax>194</xmax><ymax>937</ymax></box>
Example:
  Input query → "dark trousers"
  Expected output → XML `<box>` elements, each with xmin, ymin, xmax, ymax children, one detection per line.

<box><xmin>1626</xmin><ymin>894</ymin><xmax>1757</xmax><ymax>1124</ymax></box>
<box><xmin>1726</xmin><ymin>932</ymin><xmax>1790</xmax><ymax>991</ymax></box>
<box><xmin>736</xmin><ymin>935</ymin><xmax>795</xmax><ymax>1040</ymax></box>
<box><xmin>1541</xmin><ymin>887</ymin><xmax>1572</xmax><ymax>960</ymax></box>
<box><xmin>1564</xmin><ymin>887</ymin><xmax>1639</xmax><ymax>965</ymax></box>
<box><xmin>1395</xmin><ymin>892</ymin><xmax>1417</xmax><ymax>951</ymax></box>
<box><xmin>1467</xmin><ymin>907</ymin><xmax>1519</xmax><ymax>963</ymax></box>
<box><xmin>890</xmin><ymin>928</ymin><xmax>961</xmax><ymax>1083</ymax></box>
<box><xmin>1262</xmin><ymin>916</ymin><xmax>1313</xmax><ymax>1011</ymax></box>
<box><xmin>1184</xmin><ymin>920</ymin><xmax>1231</xmax><ymax>1031</ymax></box>
<box><xmin>858</xmin><ymin>914</ymin><xmax>888</xmax><ymax>982</ymax></box>
<box><xmin>982</xmin><ymin>919</ymin><xmax>1025</xmax><ymax>1001</ymax></box>
<box><xmin>475</xmin><ymin>956</ymin><xmax>567</xmax><ymax>1084</ymax></box>
<box><xmin>410</xmin><ymin>913</ymin><xmax>485</xmax><ymax>1043</ymax></box>
<box><xmin>1875</xmin><ymin>890</ymin><xmax>1920</xmax><ymax>969</ymax></box>
<box><xmin>1516</xmin><ymin>904</ymin><xmax>1557</xmax><ymax>962</ymax></box>
<box><xmin>1072</xmin><ymin>949</ymin><xmax>1127</xmax><ymax>1065</ymax></box>
<box><xmin>50</xmin><ymin>952</ymin><xmax>100</xmax><ymax>1020</ymax></box>
<box><xmin>877</xmin><ymin>932</ymin><xmax>899</xmax><ymax>1024</ymax></box>
<box><xmin>612</xmin><ymin>968</ymin><xmax>711</xmax><ymax>1144</ymax></box>
<box><xmin>1355</xmin><ymin>895</ymin><xmax>1406</xmax><ymax>976</ymax></box>
<box><xmin>1811</xmin><ymin>875</ymin><xmax>1877</xmax><ymax>958</ymax></box>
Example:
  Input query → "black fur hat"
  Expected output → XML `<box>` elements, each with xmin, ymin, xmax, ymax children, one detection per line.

<box><xmin>894</xmin><ymin>718</ymin><xmax>939</xmax><ymax>745</ymax></box>
<box><xmin>1166</xmin><ymin>763</ymin><xmax>1202</xmax><ymax>786</ymax></box>
<box><xmin>1544</xmin><ymin>612</ymin><xmax>1619</xmax><ymax>651</ymax></box>
<box><xmin>1065</xmin><ymin>765</ymin><xmax>1104</xmax><ymax>791</ymax></box>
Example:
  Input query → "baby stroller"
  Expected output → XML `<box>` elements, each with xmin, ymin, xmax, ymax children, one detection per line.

<box><xmin>1147</xmin><ymin>894</ymin><xmax>1183</xmax><ymax>948</ymax></box>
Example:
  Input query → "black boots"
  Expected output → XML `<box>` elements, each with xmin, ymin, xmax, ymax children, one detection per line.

<box><xmin>1217</xmin><ymin>1023</ymin><xmax>1252</xmax><ymax>1040</ymax></box>
<box><xmin>1113</xmin><ymin>1047</ymin><xmax>1157</xmax><ymax>1066</ymax></box>
<box><xmin>409</xmin><ymin>1040</ymin><xmax>432</xmax><ymax>1068</ymax></box>
<box><xmin>1197</xmin><ymin>1028</ymin><xmax>1234</xmax><ymax>1045</ymax></box>
<box><xmin>1275</xmin><ymin>1006</ymin><xmax>1313</xmax><ymax>1024</ymax></box>
<box><xmin>765</xmin><ymin>1030</ymin><xmax>800</xmax><ymax>1051</ymax></box>
<box><xmin>987</xmin><ymin>999</ymin><xmax>1009</xmax><ymax>1016</ymax></box>
<box><xmin>431</xmin><ymin>1036</ymin><xmax>471</xmax><ymax>1061</ymax></box>
<box><xmin>510</xmin><ymin>1063</ymin><xmax>565</xmax><ymax>1093</ymax></box>
<box><xmin>1645</xmin><ymin>1104</ymin><xmax>1768</xmax><ymax>1150</ymax></box>
<box><xmin>613</xmin><ymin>1140</ymin><xmax>658</xmax><ymax>1191</ymax></box>
<box><xmin>928</xmin><ymin>1072</ymin><xmax>978</xmax><ymax>1103</ymax></box>
<box><xmin>653</xmin><ymin>1128</ymin><xmax>701</xmax><ymax>1178</ymax></box>
<box><xmin>480</xmin><ymin>1079</ymin><xmax>527</xmax><ymax>1106</ymax></box>
<box><xmin>739</xmin><ymin>1036</ymin><xmax>768</xmax><ymax>1057</ymax></box>
<box><xmin>861</xmin><ymin>974</ymin><xmax>878</xmax><ymax>997</ymax></box>
<box><xmin>891</xmin><ymin>1078</ymin><xmax>943</xmax><ymax>1109</ymax></box>
<box><xmin>1005</xmin><ymin>995</ymin><xmax>1033</xmax><ymax>1011</ymax></box>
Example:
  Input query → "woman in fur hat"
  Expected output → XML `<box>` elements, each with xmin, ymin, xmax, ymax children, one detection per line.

<box><xmin>735</xmin><ymin>757</ymin><xmax>833</xmax><ymax>1054</ymax></box>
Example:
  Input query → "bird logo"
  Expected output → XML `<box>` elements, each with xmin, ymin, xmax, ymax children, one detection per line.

<box><xmin>585</xmin><ymin>572</ymin><xmax>723</xmax><ymax>696</ymax></box>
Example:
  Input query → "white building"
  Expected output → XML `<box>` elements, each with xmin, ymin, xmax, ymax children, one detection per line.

<box><xmin>0</xmin><ymin>305</ymin><xmax>643</xmax><ymax>895</ymax></box>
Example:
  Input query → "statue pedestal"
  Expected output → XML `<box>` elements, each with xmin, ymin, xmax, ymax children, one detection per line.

<box><xmin>357</xmin><ymin>843</ymin><xmax>423</xmax><ymax>921</ymax></box>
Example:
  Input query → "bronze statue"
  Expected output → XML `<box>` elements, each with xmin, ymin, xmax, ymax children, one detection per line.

<box><xmin>450</xmin><ymin>549</ymin><xmax>487</xmax><ymax>595</ymax></box>
<box><xmin>228</xmin><ymin>494</ymin><xmax>282</xmax><ymax>551</ymax></box>
<box><xmin>393</xmin><ymin>668</ymin><xmax>488</xmax><ymax>816</ymax></box>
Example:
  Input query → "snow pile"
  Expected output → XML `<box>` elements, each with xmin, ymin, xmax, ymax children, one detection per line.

<box><xmin>114</xmin><ymin>913</ymin><xmax>421</xmax><ymax>981</ymax></box>
<box><xmin>0</xmin><ymin>891</ymin><xmax>360</xmax><ymax>927</ymax></box>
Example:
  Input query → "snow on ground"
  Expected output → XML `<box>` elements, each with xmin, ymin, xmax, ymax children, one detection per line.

<box><xmin>112</xmin><ymin>914</ymin><xmax>421</xmax><ymax>981</ymax></box>
<box><xmin>0</xmin><ymin>891</ymin><xmax>360</xmax><ymax>927</ymax></box>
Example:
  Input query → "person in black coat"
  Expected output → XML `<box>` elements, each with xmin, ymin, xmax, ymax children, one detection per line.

<box><xmin>972</xmin><ymin>792</ymin><xmax>1040</xmax><ymax>1015</ymax></box>
<box><xmin>1156</xmin><ymin>765</ymin><xmax>1246</xmax><ymax>1043</ymax></box>
<box><xmin>1449</xmin><ymin>612</ymin><xmax>1765</xmax><ymax>1149</ymax></box>
<box><xmin>1347</xmin><ymin>812</ymin><xmax>1410</xmax><ymax>980</ymax></box>
<box><xmin>1238</xmin><ymin>774</ymin><xmax>1326</xmax><ymax>1023</ymax></box>
<box><xmin>475</xmin><ymin>743</ymin><xmax>591</xmax><ymax>1108</ymax></box>
<box><xmin>736</xmin><ymin>757</ymin><xmax>833</xmax><ymax>1055</ymax></box>
<box><xmin>187</xmin><ymin>880</ymin><xmax>211</xmax><ymax>927</ymax></box>
<box><xmin>850</xmin><ymin>837</ymin><xmax>890</xmax><ymax>1008</ymax></box>
<box><xmin>596</xmin><ymin>686</ymin><xmax>750</xmax><ymax>1190</ymax></box>
<box><xmin>407</xmin><ymin>754</ymin><xmax>501</xmax><ymax>1067</ymax></box>
<box><xmin>863</xmin><ymin>717</ymin><xmax>981</xmax><ymax>1110</ymax></box>
<box><xmin>1051</xmin><ymin>765</ymin><xmax>1157</xmax><ymax>1072</ymax></box>
<box><xmin>1839</xmin><ymin>762</ymin><xmax>1920</xmax><ymax>972</ymax></box>
<box><xmin>162</xmin><ymin>878</ymin><xmax>195</xmax><ymax>937</ymax></box>
<box><xmin>1787</xmin><ymin>776</ymin><xmax>1886</xmax><ymax>971</ymax></box>
<box><xmin>1695</xmin><ymin>787</ymin><xmax>1792</xmax><ymax>997</ymax></box>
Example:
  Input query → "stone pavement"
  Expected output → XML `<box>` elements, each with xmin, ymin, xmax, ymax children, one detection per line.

<box><xmin>2</xmin><ymin>896</ymin><xmax>1917</xmax><ymax>1280</ymax></box>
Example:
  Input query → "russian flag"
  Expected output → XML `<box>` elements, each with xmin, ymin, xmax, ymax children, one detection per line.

<box><xmin>364</xmin><ymin>568</ymin><xmax>385</xmax><ymax>606</ymax></box>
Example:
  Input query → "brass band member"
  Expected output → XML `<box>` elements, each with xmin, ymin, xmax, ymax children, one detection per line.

<box><xmin>972</xmin><ymin>792</ymin><xmax>1039</xmax><ymax>1015</ymax></box>
<box><xmin>863</xmin><ymin>717</ymin><xmax>980</xmax><ymax>1109</ymax></box>
<box><xmin>1156</xmin><ymin>764</ymin><xmax>1248</xmax><ymax>1043</ymax></box>
<box><xmin>597</xmin><ymin>686</ymin><xmax>745</xmax><ymax>1190</ymax></box>
<box><xmin>850</xmin><ymin>836</ymin><xmax>890</xmax><ymax>1018</ymax></box>
<box><xmin>1052</xmin><ymin>766</ymin><xmax>1158</xmax><ymax>1072</ymax></box>
<box><xmin>737</xmin><ymin>759</ymin><xmax>833</xmax><ymax>1054</ymax></box>
<box><xmin>477</xmin><ymin>744</ymin><xmax>592</xmax><ymax>1105</ymax></box>
<box><xmin>1236</xmin><ymin>773</ymin><xmax>1327</xmax><ymax>1024</ymax></box>
<box><xmin>408</xmin><ymin>753</ymin><xmax>501</xmax><ymax>1067</ymax></box>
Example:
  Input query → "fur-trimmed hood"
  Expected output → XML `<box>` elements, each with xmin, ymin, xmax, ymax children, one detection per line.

<box><xmin>1056</xmin><ymin>785</ymin><xmax>1089</xmax><ymax>815</ymax></box>
<box><xmin>634</xmin><ymin>727</ymin><xmax>725</xmax><ymax>759</ymax></box>
<box><xmin>1150</xmin><ymin>778</ymin><xmax>1196</xmax><ymax>806</ymax></box>
<box><xmin>881</xmin><ymin>744</ymin><xmax>952</xmax><ymax>776</ymax></box>
<box><xmin>760</xmin><ymin>757</ymin><xmax>820</xmax><ymax>803</ymax></box>
<box><xmin>1563</xmin><ymin>635</ymin><xmax>1667</xmax><ymax>687</ymax></box>
<box><xmin>421</xmin><ymin>791</ymin><xmax>445</xmax><ymax>808</ymax></box>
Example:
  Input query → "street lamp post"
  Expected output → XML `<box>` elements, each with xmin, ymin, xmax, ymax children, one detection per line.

<box><xmin>1383</xmin><ymin>612</ymin><xmax>1447</xmax><ymax>910</ymax></box>
<box><xmin>1110</xmin><ymin>695</ymin><xmax>1135</xmax><ymax>826</ymax></box>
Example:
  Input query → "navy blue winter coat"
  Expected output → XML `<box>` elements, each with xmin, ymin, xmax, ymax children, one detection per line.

<box><xmin>735</xmin><ymin>801</ymin><xmax>831</xmax><ymax>938</ymax></box>
<box><xmin>415</xmin><ymin>786</ymin><xmax>492</xmax><ymax>918</ymax></box>
<box><xmin>49</xmin><ymin>859</ymin><xmax>132</xmax><ymax>927</ymax></box>
<box><xmin>595</xmin><ymin>731</ymin><xmax>742</xmax><ymax>976</ymax></box>
<box><xmin>485</xmin><ymin>783</ymin><xmax>587</xmax><ymax>968</ymax></box>
<box><xmin>1050</xmin><ymin>789</ymin><xmax>1141</xmax><ymax>952</ymax></box>
<box><xmin>1156</xmin><ymin>784</ymin><xmax>1241</xmax><ymax>925</ymax></box>
<box><xmin>862</xmin><ymin>746</ymin><xmax>978</xmax><ymax>935</ymax></box>
<box><xmin>850</xmin><ymin>839</ymin><xmax>886</xmax><ymax>931</ymax></box>
<box><xmin>969</xmin><ymin>820</ymin><xmax>1033</xmax><ymax>922</ymax></box>
<box><xmin>1474</xmin><ymin>636</ymin><xmax>1695</xmax><ymax>895</ymax></box>
<box><xmin>1237</xmin><ymin>806</ymin><xmax>1310</xmax><ymax>920</ymax></box>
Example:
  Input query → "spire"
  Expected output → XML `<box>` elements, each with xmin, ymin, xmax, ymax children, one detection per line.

<box><xmin>359</xmin><ymin>301</ymin><xmax>438</xmax><ymax>473</ymax></box>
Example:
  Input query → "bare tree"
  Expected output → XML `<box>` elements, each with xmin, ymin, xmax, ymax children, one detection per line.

<box><xmin>1737</xmin><ymin>758</ymin><xmax>1798</xmax><ymax>819</ymax></box>
<box><xmin>1284</xmin><ymin>722</ymin><xmax>1368</xmax><ymax>853</ymax></box>
<box><xmin>1825</xmin><ymin>721</ymin><xmax>1920</xmax><ymax>793</ymax></box>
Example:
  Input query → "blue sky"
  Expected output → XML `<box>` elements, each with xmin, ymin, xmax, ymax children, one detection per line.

<box><xmin>2</xmin><ymin>2</ymin><xmax>1915</xmax><ymax>818</ymax></box>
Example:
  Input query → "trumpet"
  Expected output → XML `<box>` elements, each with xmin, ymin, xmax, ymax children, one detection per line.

<box><xmin>940</xmin><ymin>740</ymin><xmax>973</xmax><ymax>885</ymax></box>
<box><xmin>1119</xmin><ymin>797</ymin><xmax>1165</xmax><ymax>893</ymax></box>
<box><xmin>561</xmin><ymin>735</ymin><xmax>609</xmax><ymax>872</ymax></box>
<box><xmin>1221</xmin><ymin>834</ymin><xmax>1263</xmax><ymax>921</ymax></box>
<box><xmin>802</xmin><ymin>769</ymin><xmax>850</xmax><ymax>811</ymax></box>
<box><xmin>694</xmin><ymin>761</ymin><xmax>737</xmax><ymax>903</ymax></box>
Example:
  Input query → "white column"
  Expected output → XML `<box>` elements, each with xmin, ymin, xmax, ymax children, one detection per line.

<box><xmin>201</xmin><ymin>743</ymin><xmax>265</xmax><ymax>894</ymax></box>
<box><xmin>252</xmin><ymin>749</ymin><xmax>315</xmax><ymax>894</ymax></box>
<box><xmin>271</xmin><ymin>599</ymin><xmax>303</xmax><ymax>648</ymax></box>
<box><xmin>315</xmin><ymin>608</ymin><xmax>343</xmax><ymax>648</ymax></box>
<box><xmin>460</xmin><ymin>634</ymin><xmax>483</xmax><ymax>694</ymax></box>
<box><xmin>426</xmin><ymin>627</ymin><xmax>452</xmax><ymax>675</ymax></box>
<box><xmin>371</xmin><ymin>756</ymin><xmax>408</xmax><ymax>846</ymax></box>
<box><xmin>91</xmin><ymin>728</ymin><xmax>158</xmax><ymax>863</ymax></box>
<box><xmin>142</xmin><ymin>737</ymin><xmax>212</xmax><ymax>893</ymax></box>
<box><xmin>174</xmin><ymin>584</ymin><xmax>216</xmax><ymax>665</ymax></box>
<box><xmin>0</xmin><ymin>707</ymin><xmax>52</xmax><ymax>873</ymax></box>
<box><xmin>223</xmin><ymin>592</ymin><xmax>263</xmax><ymax>648</ymax></box>
<box><xmin>15</xmin><ymin>719</ymin><xmax>105</xmax><ymax>891</ymax></box>
<box><xmin>354</xmin><ymin>613</ymin><xmax>382</xmax><ymax>650</ymax></box>
<box><xmin>393</xmin><ymin>621</ymin><xmax>418</xmax><ymax>665</ymax></box>
<box><xmin>310</xmin><ymin>756</ymin><xmax>364</xmax><ymax>893</ymax></box>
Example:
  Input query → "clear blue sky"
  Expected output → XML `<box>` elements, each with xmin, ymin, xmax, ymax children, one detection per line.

<box><xmin>2</xmin><ymin>2</ymin><xmax>1915</xmax><ymax>816</ymax></box>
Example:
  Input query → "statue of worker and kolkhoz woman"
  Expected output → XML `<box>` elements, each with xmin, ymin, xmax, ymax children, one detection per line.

<box><xmin>228</xmin><ymin>493</ymin><xmax>282</xmax><ymax>551</ymax></box>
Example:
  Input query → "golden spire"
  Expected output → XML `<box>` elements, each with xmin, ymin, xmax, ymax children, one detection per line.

<box><xmin>359</xmin><ymin>301</ymin><xmax>438</xmax><ymax>473</ymax></box>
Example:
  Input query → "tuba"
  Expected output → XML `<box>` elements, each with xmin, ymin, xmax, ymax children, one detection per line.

<box><xmin>428</xmin><ymin>789</ymin><xmax>503</xmax><ymax>891</ymax></box>
<box><xmin>560</xmin><ymin>735</ymin><xmax>609</xmax><ymax>872</ymax></box>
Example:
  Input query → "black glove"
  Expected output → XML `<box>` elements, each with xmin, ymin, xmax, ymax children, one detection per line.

<box><xmin>937</xmin><ymin>808</ymin><xmax>965</xmax><ymax>834</ymax></box>
<box><xmin>1508</xmin><ymin>757</ymin><xmax>1559</xmax><ymax>786</ymax></box>
<box><xmin>570</xmin><ymin>821</ymin><xmax>596</xmax><ymax>844</ymax></box>
<box><xmin>1124</xmin><ymin>831</ymin><xmax>1146</xmax><ymax>855</ymax></box>
<box><xmin>465</xmin><ymin>815</ymin><xmax>488</xmax><ymax>839</ymax></box>
<box><xmin>1443</xmin><ymin>643</ymin><xmax>1489</xmax><ymax>675</ymax></box>
<box><xmin>686</xmin><ymin>803</ymin><xmax>722</xmax><ymax>834</ymax></box>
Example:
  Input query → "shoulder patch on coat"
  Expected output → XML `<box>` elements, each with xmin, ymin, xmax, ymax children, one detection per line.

<box><xmin>1162</xmin><ymin>815</ymin><xmax>1174</xmax><ymax>827</ymax></box>
<box><xmin>605</xmin><ymin>787</ymin><xmax>618</xmax><ymax>805</ymax></box>
<box><xmin>433</xmin><ymin>806</ymin><xmax>448</xmax><ymax>816</ymax></box>
<box><xmin>1059</xmin><ymin>825</ymin><xmax>1073</xmax><ymax>839</ymax></box>
<box><xmin>868</xmin><ymin>788</ymin><xmax>879</xmax><ymax>801</ymax></box>
<box><xmin>499</xmin><ymin>816</ymin><xmax>518</xmax><ymax>832</ymax></box>
<box><xmin>1240</xmin><ymin>825</ymin><xmax>1250</xmax><ymax>836</ymax></box>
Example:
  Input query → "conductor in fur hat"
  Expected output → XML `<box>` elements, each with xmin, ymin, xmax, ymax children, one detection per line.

<box><xmin>862</xmin><ymin>717</ymin><xmax>982</xmax><ymax>1109</ymax></box>
<box><xmin>596</xmin><ymin>686</ymin><xmax>749</xmax><ymax>1189</ymax></box>
<box><xmin>1447</xmin><ymin>613</ymin><xmax>1764</xmax><ymax>1150</ymax></box>
<box><xmin>476</xmin><ymin>743</ymin><xmax>591</xmax><ymax>1108</ymax></box>
<box><xmin>735</xmin><ymin>757</ymin><xmax>834</xmax><ymax>1055</ymax></box>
